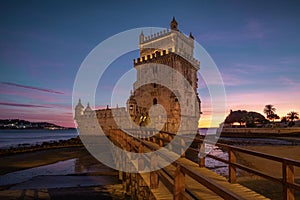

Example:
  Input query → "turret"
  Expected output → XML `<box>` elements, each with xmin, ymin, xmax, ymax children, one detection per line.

<box><xmin>83</xmin><ymin>102</ymin><xmax>96</xmax><ymax>118</ymax></box>
<box><xmin>127</xmin><ymin>93</ymin><xmax>137</xmax><ymax>117</ymax></box>
<box><xmin>139</xmin><ymin>31</ymin><xmax>144</xmax><ymax>43</ymax></box>
<box><xmin>189</xmin><ymin>32</ymin><xmax>194</xmax><ymax>40</ymax></box>
<box><xmin>84</xmin><ymin>103</ymin><xmax>92</xmax><ymax>113</ymax></box>
<box><xmin>75</xmin><ymin>99</ymin><xmax>84</xmax><ymax>120</ymax></box>
<box><xmin>170</xmin><ymin>16</ymin><xmax>179</xmax><ymax>31</ymax></box>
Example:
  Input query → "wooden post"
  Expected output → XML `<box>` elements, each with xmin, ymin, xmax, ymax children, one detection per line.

<box><xmin>119</xmin><ymin>132</ymin><xmax>122</xmax><ymax>148</ymax></box>
<box><xmin>148</xmin><ymin>130</ymin><xmax>151</xmax><ymax>141</ymax></box>
<box><xmin>152</xmin><ymin>130</ymin><xmax>157</xmax><ymax>143</ymax></box>
<box><xmin>159</xmin><ymin>132</ymin><xmax>163</xmax><ymax>147</ymax></box>
<box><xmin>180</xmin><ymin>137</ymin><xmax>185</xmax><ymax>157</ymax></box>
<box><xmin>131</xmin><ymin>136</ymin><xmax>137</xmax><ymax>160</ymax></box>
<box><xmin>126</xmin><ymin>132</ymin><xmax>129</xmax><ymax>150</ymax></box>
<box><xmin>283</xmin><ymin>162</ymin><xmax>295</xmax><ymax>200</ymax></box>
<box><xmin>168</xmin><ymin>134</ymin><xmax>173</xmax><ymax>151</ymax></box>
<box><xmin>199</xmin><ymin>143</ymin><xmax>205</xmax><ymax>167</ymax></box>
<box><xmin>108</xmin><ymin>129</ymin><xmax>111</xmax><ymax>138</ymax></box>
<box><xmin>124</xmin><ymin>133</ymin><xmax>127</xmax><ymax>151</ymax></box>
<box><xmin>127</xmin><ymin>134</ymin><xmax>131</xmax><ymax>151</ymax></box>
<box><xmin>125</xmin><ymin>172</ymin><xmax>131</xmax><ymax>194</ymax></box>
<box><xmin>118</xmin><ymin>152</ymin><xmax>123</xmax><ymax>181</ymax></box>
<box><xmin>174</xmin><ymin>165</ymin><xmax>185</xmax><ymax>200</ymax></box>
<box><xmin>137</xmin><ymin>174</ymin><xmax>149</xmax><ymax>199</ymax></box>
<box><xmin>138</xmin><ymin>143</ymin><xmax>145</xmax><ymax>171</ymax></box>
<box><xmin>142</xmin><ymin>130</ymin><xmax>144</xmax><ymax>140</ymax></box>
<box><xmin>131</xmin><ymin>138</ymin><xmax>135</xmax><ymax>151</ymax></box>
<box><xmin>116</xmin><ymin>129</ymin><xmax>119</xmax><ymax>145</ymax></box>
<box><xmin>229</xmin><ymin>148</ymin><xmax>236</xmax><ymax>183</ymax></box>
<box><xmin>168</xmin><ymin>134</ymin><xmax>173</xmax><ymax>142</ymax></box>
<box><xmin>118</xmin><ymin>170</ymin><xmax>123</xmax><ymax>181</ymax></box>
<box><xmin>130</xmin><ymin>173</ymin><xmax>137</xmax><ymax>199</ymax></box>
<box><xmin>150</xmin><ymin>153</ymin><xmax>159</xmax><ymax>189</ymax></box>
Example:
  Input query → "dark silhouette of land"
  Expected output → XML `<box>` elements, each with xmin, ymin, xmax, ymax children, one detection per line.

<box><xmin>0</xmin><ymin>119</ymin><xmax>73</xmax><ymax>130</ymax></box>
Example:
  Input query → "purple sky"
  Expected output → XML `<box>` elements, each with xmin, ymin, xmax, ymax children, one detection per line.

<box><xmin>0</xmin><ymin>1</ymin><xmax>300</xmax><ymax>127</ymax></box>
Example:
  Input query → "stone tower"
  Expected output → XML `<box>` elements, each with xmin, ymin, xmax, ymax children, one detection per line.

<box><xmin>127</xmin><ymin>17</ymin><xmax>201</xmax><ymax>133</ymax></box>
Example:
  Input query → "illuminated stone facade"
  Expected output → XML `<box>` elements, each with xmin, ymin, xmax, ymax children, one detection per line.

<box><xmin>127</xmin><ymin>17</ymin><xmax>201</xmax><ymax>133</ymax></box>
<box><xmin>75</xmin><ymin>18</ymin><xmax>201</xmax><ymax>134</ymax></box>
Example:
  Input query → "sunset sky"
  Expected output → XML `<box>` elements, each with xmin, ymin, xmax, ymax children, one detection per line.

<box><xmin>1</xmin><ymin>1</ymin><xmax>300</xmax><ymax>128</ymax></box>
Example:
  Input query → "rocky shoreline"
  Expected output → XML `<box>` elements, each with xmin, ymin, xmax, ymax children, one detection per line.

<box><xmin>0</xmin><ymin>137</ymin><xmax>83</xmax><ymax>156</ymax></box>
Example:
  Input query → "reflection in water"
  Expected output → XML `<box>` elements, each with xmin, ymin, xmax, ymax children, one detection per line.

<box><xmin>0</xmin><ymin>152</ymin><xmax>116</xmax><ymax>186</ymax></box>
<box><xmin>0</xmin><ymin>159</ymin><xmax>76</xmax><ymax>186</ymax></box>
<box><xmin>205</xmin><ymin>147</ymin><xmax>229</xmax><ymax>176</ymax></box>
<box><xmin>74</xmin><ymin>153</ymin><xmax>115</xmax><ymax>174</ymax></box>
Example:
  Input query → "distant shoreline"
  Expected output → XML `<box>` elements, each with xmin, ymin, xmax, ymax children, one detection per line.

<box><xmin>0</xmin><ymin>137</ymin><xmax>83</xmax><ymax>156</ymax></box>
<box><xmin>220</xmin><ymin>127</ymin><xmax>300</xmax><ymax>137</ymax></box>
<box><xmin>0</xmin><ymin>119</ymin><xmax>74</xmax><ymax>130</ymax></box>
<box><xmin>0</xmin><ymin>127</ymin><xmax>76</xmax><ymax>130</ymax></box>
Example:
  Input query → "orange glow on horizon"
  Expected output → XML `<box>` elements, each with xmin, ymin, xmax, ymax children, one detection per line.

<box><xmin>198</xmin><ymin>108</ymin><xmax>300</xmax><ymax>128</ymax></box>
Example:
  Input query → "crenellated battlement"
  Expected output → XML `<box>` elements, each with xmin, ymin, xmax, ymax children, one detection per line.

<box><xmin>140</xmin><ymin>29</ymin><xmax>193</xmax><ymax>45</ymax></box>
<box><xmin>140</xmin><ymin>29</ymin><xmax>171</xmax><ymax>44</ymax></box>
<box><xmin>139</xmin><ymin>19</ymin><xmax>198</xmax><ymax>69</ymax></box>
<box><xmin>133</xmin><ymin>49</ymin><xmax>200</xmax><ymax>69</ymax></box>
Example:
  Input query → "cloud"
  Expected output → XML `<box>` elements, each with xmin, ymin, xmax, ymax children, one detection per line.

<box><xmin>1</xmin><ymin>82</ymin><xmax>64</xmax><ymax>94</ymax></box>
<box><xmin>0</xmin><ymin>102</ymin><xmax>51</xmax><ymax>108</ymax></box>
<box><xmin>278</xmin><ymin>76</ymin><xmax>300</xmax><ymax>86</ymax></box>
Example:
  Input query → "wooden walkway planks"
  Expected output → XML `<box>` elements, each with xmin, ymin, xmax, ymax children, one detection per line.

<box><xmin>163</xmin><ymin>164</ymin><xmax>223</xmax><ymax>200</ymax></box>
<box><xmin>178</xmin><ymin>161</ymin><xmax>269</xmax><ymax>200</ymax></box>
<box><xmin>140</xmin><ymin>140</ymin><xmax>270</xmax><ymax>200</ymax></box>
<box><xmin>140</xmin><ymin>172</ymin><xmax>173</xmax><ymax>200</ymax></box>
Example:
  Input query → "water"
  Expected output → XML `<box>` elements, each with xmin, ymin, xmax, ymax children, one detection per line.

<box><xmin>198</xmin><ymin>128</ymin><xmax>300</xmax><ymax>177</ymax></box>
<box><xmin>0</xmin><ymin>158</ymin><xmax>119</xmax><ymax>189</ymax></box>
<box><xmin>0</xmin><ymin>159</ymin><xmax>77</xmax><ymax>186</ymax></box>
<box><xmin>219</xmin><ymin>136</ymin><xmax>300</xmax><ymax>145</ymax></box>
<box><xmin>205</xmin><ymin>146</ymin><xmax>229</xmax><ymax>176</ymax></box>
<box><xmin>0</xmin><ymin>129</ymin><xmax>78</xmax><ymax>149</ymax></box>
<box><xmin>199</xmin><ymin>128</ymin><xmax>218</xmax><ymax>135</ymax></box>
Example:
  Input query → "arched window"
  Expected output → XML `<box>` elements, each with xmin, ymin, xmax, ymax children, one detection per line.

<box><xmin>153</xmin><ymin>98</ymin><xmax>157</xmax><ymax>105</ymax></box>
<box><xmin>175</xmin><ymin>98</ymin><xmax>178</xmax><ymax>102</ymax></box>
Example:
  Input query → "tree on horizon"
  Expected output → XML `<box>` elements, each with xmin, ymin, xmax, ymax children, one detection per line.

<box><xmin>224</xmin><ymin>110</ymin><xmax>267</xmax><ymax>127</ymax></box>
<box><xmin>287</xmin><ymin>111</ymin><xmax>299</xmax><ymax>127</ymax></box>
<box><xmin>281</xmin><ymin>116</ymin><xmax>288</xmax><ymax>124</ymax></box>
<box><xmin>263</xmin><ymin>104</ymin><xmax>279</xmax><ymax>123</ymax></box>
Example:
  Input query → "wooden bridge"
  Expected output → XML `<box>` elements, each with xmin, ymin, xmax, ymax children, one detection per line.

<box><xmin>108</xmin><ymin>129</ymin><xmax>300</xmax><ymax>200</ymax></box>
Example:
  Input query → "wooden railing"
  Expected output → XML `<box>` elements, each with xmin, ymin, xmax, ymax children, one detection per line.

<box><xmin>109</xmin><ymin>129</ymin><xmax>300</xmax><ymax>200</ymax></box>
<box><xmin>192</xmin><ymin>136</ymin><xmax>300</xmax><ymax>200</ymax></box>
